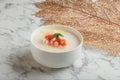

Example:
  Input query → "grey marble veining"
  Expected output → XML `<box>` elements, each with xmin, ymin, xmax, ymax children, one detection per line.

<box><xmin>0</xmin><ymin>0</ymin><xmax>120</xmax><ymax>80</ymax></box>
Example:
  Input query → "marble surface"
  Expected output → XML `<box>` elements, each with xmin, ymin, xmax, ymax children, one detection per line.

<box><xmin>0</xmin><ymin>0</ymin><xmax>120</xmax><ymax>80</ymax></box>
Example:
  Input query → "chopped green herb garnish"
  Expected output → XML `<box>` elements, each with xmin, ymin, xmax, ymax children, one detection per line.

<box><xmin>54</xmin><ymin>33</ymin><xmax>63</xmax><ymax>39</ymax></box>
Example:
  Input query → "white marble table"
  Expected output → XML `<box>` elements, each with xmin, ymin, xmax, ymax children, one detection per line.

<box><xmin>0</xmin><ymin>0</ymin><xmax>120</xmax><ymax>80</ymax></box>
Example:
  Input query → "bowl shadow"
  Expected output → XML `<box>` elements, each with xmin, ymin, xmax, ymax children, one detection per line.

<box><xmin>6</xmin><ymin>48</ymin><xmax>69</xmax><ymax>75</ymax></box>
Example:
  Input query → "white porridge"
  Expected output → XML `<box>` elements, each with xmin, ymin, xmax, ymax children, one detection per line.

<box><xmin>32</xmin><ymin>28</ymin><xmax>80</xmax><ymax>52</ymax></box>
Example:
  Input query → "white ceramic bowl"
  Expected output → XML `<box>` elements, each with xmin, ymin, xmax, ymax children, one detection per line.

<box><xmin>31</xmin><ymin>25</ymin><xmax>83</xmax><ymax>68</ymax></box>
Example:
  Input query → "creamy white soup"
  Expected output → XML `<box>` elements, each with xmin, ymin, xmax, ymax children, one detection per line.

<box><xmin>33</xmin><ymin>28</ymin><xmax>80</xmax><ymax>52</ymax></box>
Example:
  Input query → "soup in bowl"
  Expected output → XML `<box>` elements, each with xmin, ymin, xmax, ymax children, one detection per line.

<box><xmin>31</xmin><ymin>25</ymin><xmax>83</xmax><ymax>68</ymax></box>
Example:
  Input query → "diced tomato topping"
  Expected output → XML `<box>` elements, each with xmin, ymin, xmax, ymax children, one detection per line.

<box><xmin>49</xmin><ymin>38</ymin><xmax>55</xmax><ymax>46</ymax></box>
<box><xmin>61</xmin><ymin>39</ymin><xmax>66</xmax><ymax>46</ymax></box>
<box><xmin>45</xmin><ymin>34</ymin><xmax>54</xmax><ymax>40</ymax></box>
<box><xmin>57</xmin><ymin>38</ymin><xmax>66</xmax><ymax>46</ymax></box>
<box><xmin>43</xmin><ymin>33</ymin><xmax>67</xmax><ymax>47</ymax></box>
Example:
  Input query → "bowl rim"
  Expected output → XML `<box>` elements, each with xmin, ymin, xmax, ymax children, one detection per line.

<box><xmin>31</xmin><ymin>24</ymin><xmax>83</xmax><ymax>54</ymax></box>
